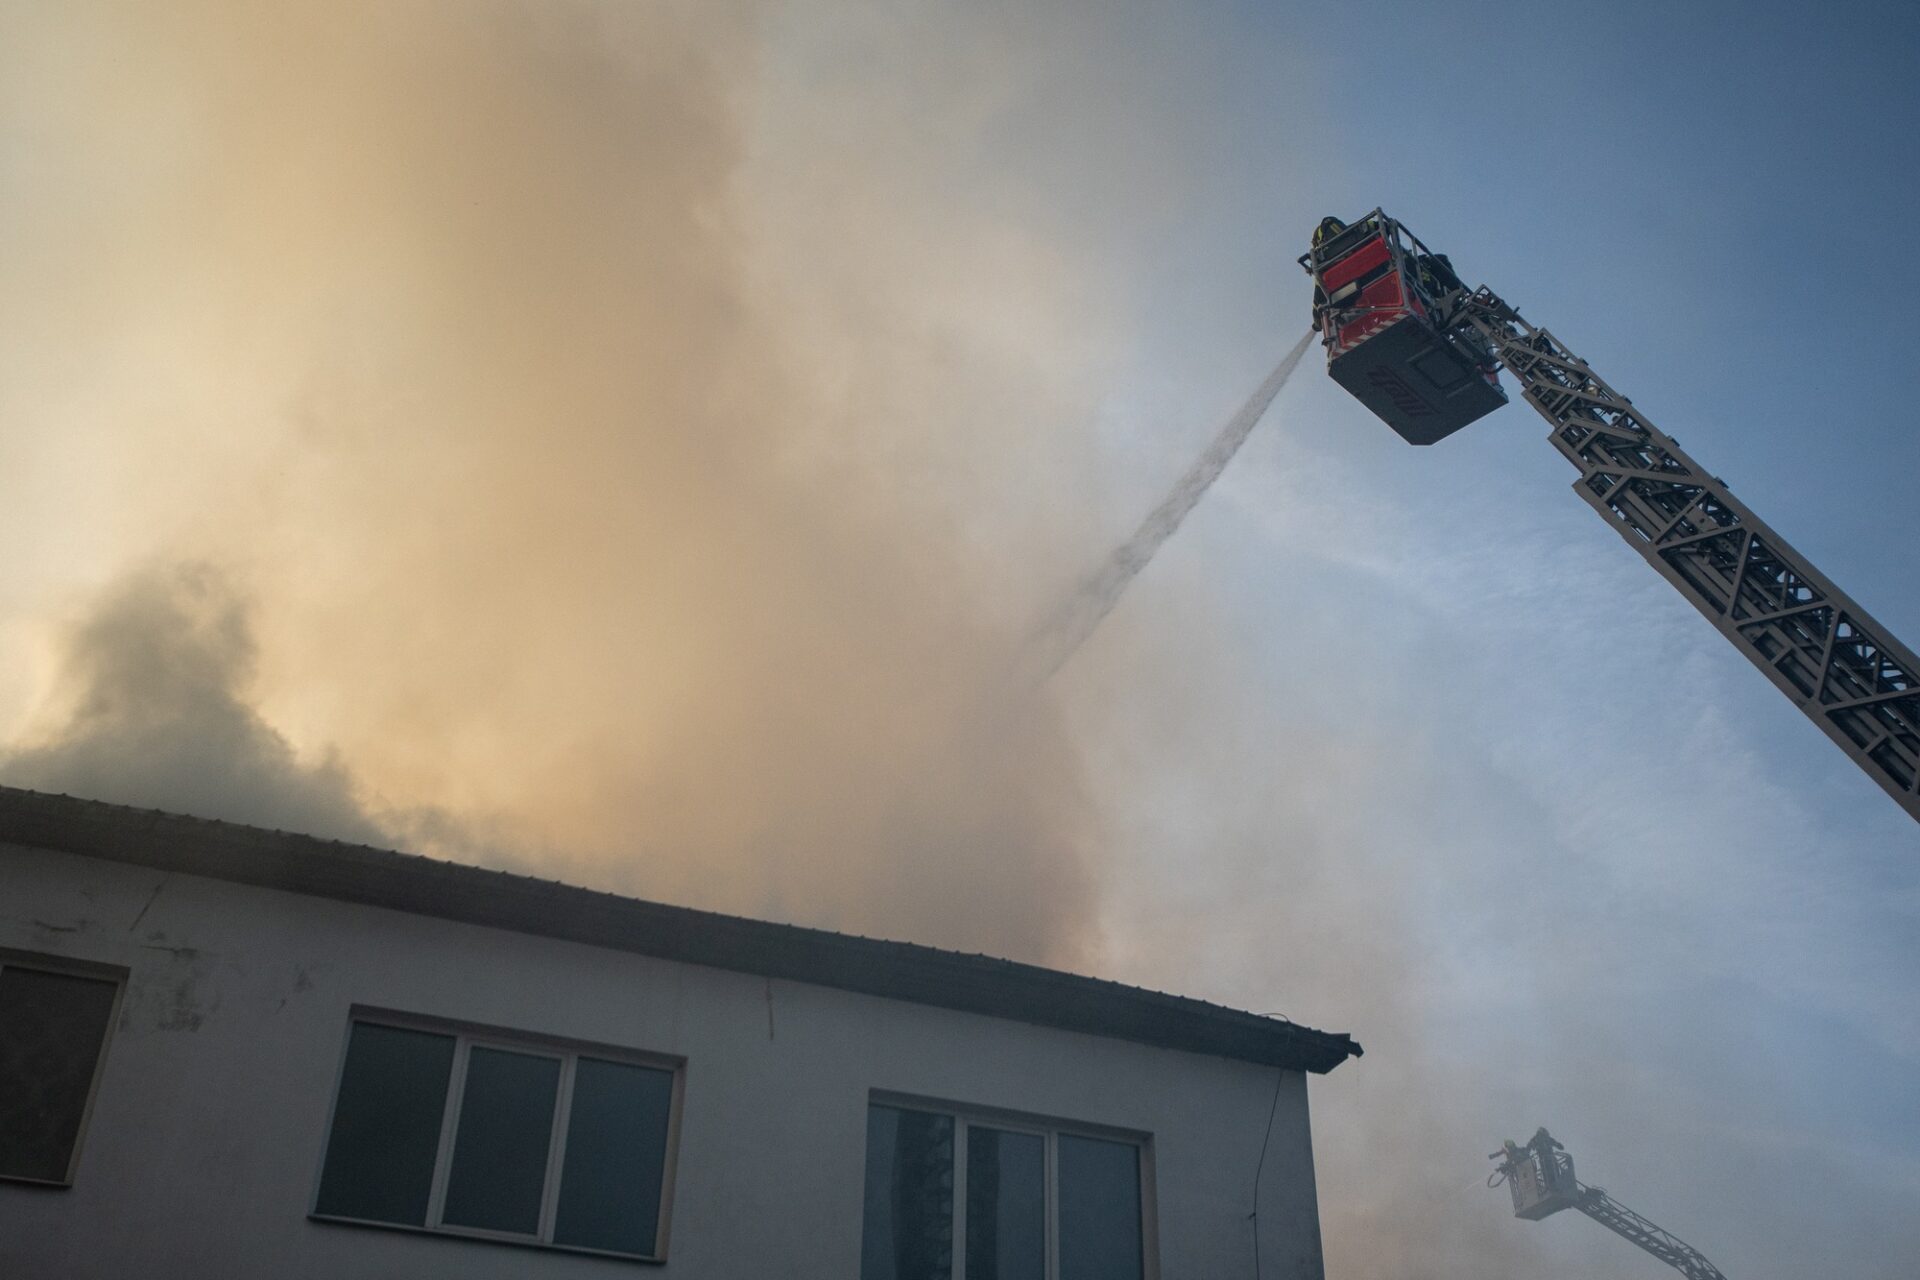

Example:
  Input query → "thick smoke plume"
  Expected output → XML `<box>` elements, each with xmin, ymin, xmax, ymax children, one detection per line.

<box><xmin>2</xmin><ymin>564</ymin><xmax>383</xmax><ymax>847</ymax></box>
<box><xmin>0</xmin><ymin>2</ymin><xmax>1114</xmax><ymax>966</ymax></box>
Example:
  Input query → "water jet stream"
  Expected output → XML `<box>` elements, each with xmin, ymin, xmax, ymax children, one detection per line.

<box><xmin>1018</xmin><ymin>328</ymin><xmax>1315</xmax><ymax>686</ymax></box>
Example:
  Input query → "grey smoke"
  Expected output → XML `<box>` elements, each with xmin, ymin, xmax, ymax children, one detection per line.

<box><xmin>1</xmin><ymin>563</ymin><xmax>388</xmax><ymax>846</ymax></box>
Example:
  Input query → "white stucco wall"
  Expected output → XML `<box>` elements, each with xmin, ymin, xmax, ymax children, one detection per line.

<box><xmin>0</xmin><ymin>839</ymin><xmax>1329</xmax><ymax>1279</ymax></box>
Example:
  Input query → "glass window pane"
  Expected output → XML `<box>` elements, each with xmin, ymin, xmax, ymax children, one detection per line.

<box><xmin>440</xmin><ymin>1046</ymin><xmax>561</xmax><ymax>1235</ymax></box>
<box><xmin>1058</xmin><ymin>1134</ymin><xmax>1143</xmax><ymax>1280</ymax></box>
<box><xmin>861</xmin><ymin>1105</ymin><xmax>954</xmax><ymax>1280</ymax></box>
<box><xmin>0</xmin><ymin>967</ymin><xmax>118</xmax><ymax>1183</ymax></box>
<box><xmin>314</xmin><ymin>1022</ymin><xmax>456</xmax><ymax>1224</ymax></box>
<box><xmin>965</xmin><ymin>1127</ymin><xmax>1044</xmax><ymax>1280</ymax></box>
<box><xmin>552</xmin><ymin>1057</ymin><xmax>675</xmax><ymax>1256</ymax></box>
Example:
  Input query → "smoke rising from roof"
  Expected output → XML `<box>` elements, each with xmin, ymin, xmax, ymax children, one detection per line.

<box><xmin>1</xmin><ymin>563</ymin><xmax>384</xmax><ymax>847</ymax></box>
<box><xmin>0</xmin><ymin>2</ymin><xmax>1112</xmax><ymax>966</ymax></box>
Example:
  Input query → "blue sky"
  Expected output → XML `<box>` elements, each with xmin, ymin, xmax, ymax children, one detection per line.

<box><xmin>1075</xmin><ymin>3</ymin><xmax>1918</xmax><ymax>1274</ymax></box>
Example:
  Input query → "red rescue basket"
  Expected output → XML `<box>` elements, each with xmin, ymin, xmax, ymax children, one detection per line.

<box><xmin>1302</xmin><ymin>211</ymin><xmax>1506</xmax><ymax>445</ymax></box>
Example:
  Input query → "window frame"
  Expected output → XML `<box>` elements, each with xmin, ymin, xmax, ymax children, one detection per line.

<box><xmin>0</xmin><ymin>947</ymin><xmax>129</xmax><ymax>1190</ymax></box>
<box><xmin>309</xmin><ymin>1006</ymin><xmax>685</xmax><ymax>1264</ymax></box>
<box><xmin>866</xmin><ymin>1090</ymin><xmax>1161</xmax><ymax>1280</ymax></box>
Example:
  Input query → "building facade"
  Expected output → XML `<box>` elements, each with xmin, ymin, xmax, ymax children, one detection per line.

<box><xmin>0</xmin><ymin>788</ymin><xmax>1359</xmax><ymax>1278</ymax></box>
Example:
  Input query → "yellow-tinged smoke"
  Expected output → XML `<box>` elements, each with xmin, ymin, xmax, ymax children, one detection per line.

<box><xmin>0</xmin><ymin>2</ymin><xmax>1132</xmax><ymax>965</ymax></box>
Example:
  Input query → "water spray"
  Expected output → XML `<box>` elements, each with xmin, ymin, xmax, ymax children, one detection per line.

<box><xmin>1014</xmin><ymin>328</ymin><xmax>1315</xmax><ymax>687</ymax></box>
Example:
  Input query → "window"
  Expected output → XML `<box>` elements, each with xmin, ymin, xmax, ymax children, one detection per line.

<box><xmin>313</xmin><ymin>1012</ymin><xmax>681</xmax><ymax>1261</ymax></box>
<box><xmin>861</xmin><ymin>1100</ymin><xmax>1151</xmax><ymax>1280</ymax></box>
<box><xmin>0</xmin><ymin>949</ymin><xmax>126</xmax><ymax>1187</ymax></box>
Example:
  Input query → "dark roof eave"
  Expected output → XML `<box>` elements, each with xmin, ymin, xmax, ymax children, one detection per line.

<box><xmin>0</xmin><ymin>787</ymin><xmax>1362</xmax><ymax>1073</ymax></box>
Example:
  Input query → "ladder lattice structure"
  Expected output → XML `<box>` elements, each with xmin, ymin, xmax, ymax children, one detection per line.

<box><xmin>1573</xmin><ymin>1183</ymin><xmax>1727</xmax><ymax>1280</ymax></box>
<box><xmin>1457</xmin><ymin>289</ymin><xmax>1920</xmax><ymax>823</ymax></box>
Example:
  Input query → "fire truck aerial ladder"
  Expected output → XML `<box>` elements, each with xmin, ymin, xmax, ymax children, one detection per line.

<box><xmin>1302</xmin><ymin>211</ymin><xmax>1920</xmax><ymax>823</ymax></box>
<box><xmin>1491</xmin><ymin>1128</ymin><xmax>1727</xmax><ymax>1280</ymax></box>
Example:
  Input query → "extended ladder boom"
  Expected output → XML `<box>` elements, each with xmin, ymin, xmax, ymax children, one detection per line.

<box><xmin>1455</xmin><ymin>288</ymin><xmax>1920</xmax><ymax>822</ymax></box>
<box><xmin>1574</xmin><ymin>1182</ymin><xmax>1727</xmax><ymax>1280</ymax></box>
<box><xmin>1301</xmin><ymin>211</ymin><xmax>1920</xmax><ymax>821</ymax></box>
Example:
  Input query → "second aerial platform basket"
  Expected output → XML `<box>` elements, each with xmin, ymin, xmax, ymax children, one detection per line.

<box><xmin>1303</xmin><ymin>211</ymin><xmax>1507</xmax><ymax>445</ymax></box>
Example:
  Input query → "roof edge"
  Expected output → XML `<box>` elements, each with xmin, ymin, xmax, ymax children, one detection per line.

<box><xmin>0</xmin><ymin>786</ymin><xmax>1361</xmax><ymax>1073</ymax></box>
